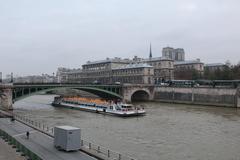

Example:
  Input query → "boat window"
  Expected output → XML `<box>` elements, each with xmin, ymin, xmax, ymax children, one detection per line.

<box><xmin>122</xmin><ymin>105</ymin><xmax>132</xmax><ymax>108</ymax></box>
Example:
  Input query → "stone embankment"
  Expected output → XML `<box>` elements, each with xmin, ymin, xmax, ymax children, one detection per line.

<box><xmin>154</xmin><ymin>87</ymin><xmax>240</xmax><ymax>107</ymax></box>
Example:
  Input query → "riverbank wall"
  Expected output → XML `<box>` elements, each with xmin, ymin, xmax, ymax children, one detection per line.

<box><xmin>153</xmin><ymin>87</ymin><xmax>239</xmax><ymax>107</ymax></box>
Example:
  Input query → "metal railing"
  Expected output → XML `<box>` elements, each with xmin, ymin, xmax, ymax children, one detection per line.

<box><xmin>13</xmin><ymin>113</ymin><xmax>54</xmax><ymax>137</ymax></box>
<box><xmin>13</xmin><ymin>113</ymin><xmax>136</xmax><ymax>160</ymax></box>
<box><xmin>81</xmin><ymin>139</ymin><xmax>135</xmax><ymax>160</ymax></box>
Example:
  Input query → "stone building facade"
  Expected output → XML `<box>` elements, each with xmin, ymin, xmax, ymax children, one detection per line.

<box><xmin>112</xmin><ymin>64</ymin><xmax>154</xmax><ymax>84</ymax></box>
<box><xmin>56</xmin><ymin>68</ymin><xmax>75</xmax><ymax>83</ymax></box>
<box><xmin>162</xmin><ymin>47</ymin><xmax>185</xmax><ymax>61</ymax></box>
<box><xmin>142</xmin><ymin>57</ymin><xmax>174</xmax><ymax>83</ymax></box>
<box><xmin>66</xmin><ymin>69</ymin><xmax>83</xmax><ymax>83</ymax></box>
<box><xmin>204</xmin><ymin>63</ymin><xmax>227</xmax><ymax>72</ymax></box>
<box><xmin>80</xmin><ymin>58</ymin><xmax>131</xmax><ymax>84</ymax></box>
<box><xmin>56</xmin><ymin>56</ymin><xmax>172</xmax><ymax>84</ymax></box>
<box><xmin>174</xmin><ymin>59</ymin><xmax>204</xmax><ymax>80</ymax></box>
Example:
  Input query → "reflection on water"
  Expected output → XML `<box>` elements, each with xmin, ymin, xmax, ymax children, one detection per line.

<box><xmin>14</xmin><ymin>95</ymin><xmax>240</xmax><ymax>160</ymax></box>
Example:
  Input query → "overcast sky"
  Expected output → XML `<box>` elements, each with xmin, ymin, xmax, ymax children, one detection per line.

<box><xmin>0</xmin><ymin>0</ymin><xmax>239</xmax><ymax>77</ymax></box>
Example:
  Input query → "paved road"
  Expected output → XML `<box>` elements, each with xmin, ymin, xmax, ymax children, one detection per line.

<box><xmin>0</xmin><ymin>118</ymin><xmax>96</xmax><ymax>160</ymax></box>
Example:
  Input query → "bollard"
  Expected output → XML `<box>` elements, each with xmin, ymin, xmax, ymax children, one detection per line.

<box><xmin>81</xmin><ymin>140</ymin><xmax>83</xmax><ymax>146</ymax></box>
<box><xmin>89</xmin><ymin>143</ymin><xmax>91</xmax><ymax>149</ymax></box>
<box><xmin>97</xmin><ymin>146</ymin><xmax>100</xmax><ymax>153</ymax></box>
<box><xmin>118</xmin><ymin>154</ymin><xmax>121</xmax><ymax>160</ymax></box>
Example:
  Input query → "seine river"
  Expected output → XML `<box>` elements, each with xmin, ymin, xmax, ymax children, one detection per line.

<box><xmin>13</xmin><ymin>95</ymin><xmax>240</xmax><ymax>160</ymax></box>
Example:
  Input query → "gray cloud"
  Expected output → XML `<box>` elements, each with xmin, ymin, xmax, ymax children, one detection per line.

<box><xmin>0</xmin><ymin>0</ymin><xmax>239</xmax><ymax>77</ymax></box>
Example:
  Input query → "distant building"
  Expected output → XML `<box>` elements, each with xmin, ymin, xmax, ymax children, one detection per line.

<box><xmin>82</xmin><ymin>57</ymin><xmax>131</xmax><ymax>71</ymax></box>
<box><xmin>65</xmin><ymin>69</ymin><xmax>83</xmax><ymax>83</ymax></box>
<box><xmin>57</xmin><ymin>54</ymin><xmax>173</xmax><ymax>84</ymax></box>
<box><xmin>204</xmin><ymin>63</ymin><xmax>227</xmax><ymax>72</ymax></box>
<box><xmin>162</xmin><ymin>47</ymin><xmax>185</xmax><ymax>61</ymax></box>
<box><xmin>112</xmin><ymin>64</ymin><xmax>154</xmax><ymax>84</ymax></box>
<box><xmin>58</xmin><ymin>63</ymin><xmax>154</xmax><ymax>84</ymax></box>
<box><xmin>56</xmin><ymin>68</ymin><xmax>73</xmax><ymax>83</ymax></box>
<box><xmin>80</xmin><ymin>57</ymin><xmax>131</xmax><ymax>84</ymax></box>
<box><xmin>174</xmin><ymin>59</ymin><xmax>204</xmax><ymax>80</ymax></box>
<box><xmin>12</xmin><ymin>74</ymin><xmax>56</xmax><ymax>83</ymax></box>
<box><xmin>140</xmin><ymin>57</ymin><xmax>174</xmax><ymax>83</ymax></box>
<box><xmin>56</xmin><ymin>46</ymin><xmax>185</xmax><ymax>84</ymax></box>
<box><xmin>133</xmin><ymin>45</ymin><xmax>174</xmax><ymax>83</ymax></box>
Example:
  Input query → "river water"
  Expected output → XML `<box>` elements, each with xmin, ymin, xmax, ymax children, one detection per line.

<box><xmin>13</xmin><ymin>95</ymin><xmax>240</xmax><ymax>160</ymax></box>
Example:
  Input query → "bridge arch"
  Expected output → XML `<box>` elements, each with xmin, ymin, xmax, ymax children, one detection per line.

<box><xmin>131</xmin><ymin>89</ymin><xmax>150</xmax><ymax>102</ymax></box>
<box><xmin>13</xmin><ymin>86</ymin><xmax>122</xmax><ymax>102</ymax></box>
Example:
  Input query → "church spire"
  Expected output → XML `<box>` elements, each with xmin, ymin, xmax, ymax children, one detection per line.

<box><xmin>149</xmin><ymin>43</ymin><xmax>152</xmax><ymax>59</ymax></box>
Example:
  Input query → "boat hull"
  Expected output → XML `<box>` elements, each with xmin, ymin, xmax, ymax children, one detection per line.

<box><xmin>52</xmin><ymin>103</ymin><xmax>146</xmax><ymax>117</ymax></box>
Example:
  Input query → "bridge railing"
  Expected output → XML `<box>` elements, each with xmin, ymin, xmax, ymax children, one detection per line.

<box><xmin>12</xmin><ymin>113</ymin><xmax>136</xmax><ymax>160</ymax></box>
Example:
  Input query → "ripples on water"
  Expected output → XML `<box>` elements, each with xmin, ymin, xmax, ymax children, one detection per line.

<box><xmin>14</xmin><ymin>95</ymin><xmax>240</xmax><ymax>160</ymax></box>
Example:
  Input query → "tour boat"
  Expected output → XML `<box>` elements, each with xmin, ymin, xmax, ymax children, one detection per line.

<box><xmin>52</xmin><ymin>96</ymin><xmax>146</xmax><ymax>117</ymax></box>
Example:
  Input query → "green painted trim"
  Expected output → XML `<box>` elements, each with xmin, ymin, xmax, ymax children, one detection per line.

<box><xmin>13</xmin><ymin>86</ymin><xmax>122</xmax><ymax>102</ymax></box>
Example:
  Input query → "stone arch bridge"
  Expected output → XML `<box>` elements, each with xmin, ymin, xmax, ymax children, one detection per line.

<box><xmin>0</xmin><ymin>83</ymin><xmax>154</xmax><ymax>110</ymax></box>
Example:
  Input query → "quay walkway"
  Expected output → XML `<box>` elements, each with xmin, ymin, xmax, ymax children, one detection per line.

<box><xmin>0</xmin><ymin>118</ymin><xmax>96</xmax><ymax>160</ymax></box>
<box><xmin>0</xmin><ymin>138</ymin><xmax>26</xmax><ymax>160</ymax></box>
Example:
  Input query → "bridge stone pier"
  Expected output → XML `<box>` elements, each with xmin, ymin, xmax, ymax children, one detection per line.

<box><xmin>122</xmin><ymin>84</ymin><xmax>154</xmax><ymax>103</ymax></box>
<box><xmin>0</xmin><ymin>84</ymin><xmax>13</xmax><ymax>110</ymax></box>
